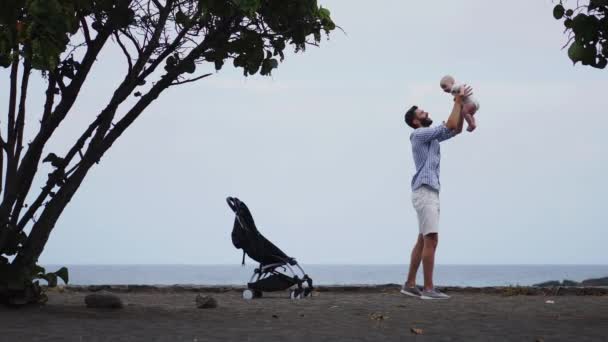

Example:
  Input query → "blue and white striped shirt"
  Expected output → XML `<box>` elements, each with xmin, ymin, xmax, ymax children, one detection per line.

<box><xmin>410</xmin><ymin>123</ymin><xmax>457</xmax><ymax>192</ymax></box>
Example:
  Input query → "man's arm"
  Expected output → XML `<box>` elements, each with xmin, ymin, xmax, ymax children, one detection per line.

<box><xmin>445</xmin><ymin>85</ymin><xmax>472</xmax><ymax>131</ymax></box>
<box><xmin>454</xmin><ymin>105</ymin><xmax>465</xmax><ymax>134</ymax></box>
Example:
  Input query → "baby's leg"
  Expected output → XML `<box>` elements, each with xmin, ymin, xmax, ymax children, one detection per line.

<box><xmin>462</xmin><ymin>108</ymin><xmax>476</xmax><ymax>132</ymax></box>
<box><xmin>462</xmin><ymin>101</ymin><xmax>477</xmax><ymax>132</ymax></box>
<box><xmin>463</xmin><ymin>101</ymin><xmax>478</xmax><ymax>115</ymax></box>
<box><xmin>464</xmin><ymin>112</ymin><xmax>476</xmax><ymax>132</ymax></box>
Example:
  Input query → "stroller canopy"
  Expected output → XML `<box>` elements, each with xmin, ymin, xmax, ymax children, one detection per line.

<box><xmin>227</xmin><ymin>197</ymin><xmax>296</xmax><ymax>266</ymax></box>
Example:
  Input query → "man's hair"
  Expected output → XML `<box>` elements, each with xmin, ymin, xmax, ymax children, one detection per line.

<box><xmin>404</xmin><ymin>106</ymin><xmax>418</xmax><ymax>129</ymax></box>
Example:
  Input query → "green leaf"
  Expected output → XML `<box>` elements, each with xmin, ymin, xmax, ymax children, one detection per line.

<box><xmin>553</xmin><ymin>5</ymin><xmax>565</xmax><ymax>19</ymax></box>
<box><xmin>582</xmin><ymin>44</ymin><xmax>597</xmax><ymax>65</ymax></box>
<box><xmin>565</xmin><ymin>9</ymin><xmax>573</xmax><ymax>17</ymax></box>
<box><xmin>589</xmin><ymin>0</ymin><xmax>608</xmax><ymax>10</ymax></box>
<box><xmin>572</xmin><ymin>14</ymin><xmax>599</xmax><ymax>42</ymax></box>
<box><xmin>568</xmin><ymin>40</ymin><xmax>585</xmax><ymax>64</ymax></box>
<box><xmin>33</xmin><ymin>265</ymin><xmax>46</xmax><ymax>275</ymax></box>
<box><xmin>269</xmin><ymin>58</ymin><xmax>278</xmax><ymax>69</ymax></box>
<box><xmin>176</xmin><ymin>11</ymin><xmax>188</xmax><ymax>25</ymax></box>
<box><xmin>112</xmin><ymin>8</ymin><xmax>135</xmax><ymax>29</ymax></box>
<box><xmin>0</xmin><ymin>53</ymin><xmax>11</xmax><ymax>68</ymax></box>
<box><xmin>167</xmin><ymin>56</ymin><xmax>177</xmax><ymax>66</ymax></box>
<box><xmin>319</xmin><ymin>7</ymin><xmax>331</xmax><ymax>20</ymax></box>
<box><xmin>54</xmin><ymin>267</ymin><xmax>69</xmax><ymax>284</ymax></box>
<box><xmin>236</xmin><ymin>0</ymin><xmax>261</xmax><ymax>15</ymax></box>
<box><xmin>184</xmin><ymin>60</ymin><xmax>196</xmax><ymax>73</ymax></box>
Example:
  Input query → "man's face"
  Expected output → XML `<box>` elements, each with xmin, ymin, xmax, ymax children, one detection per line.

<box><xmin>415</xmin><ymin>108</ymin><xmax>433</xmax><ymax>128</ymax></box>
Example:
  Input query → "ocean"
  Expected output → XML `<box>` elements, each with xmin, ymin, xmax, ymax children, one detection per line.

<box><xmin>42</xmin><ymin>264</ymin><xmax>608</xmax><ymax>287</ymax></box>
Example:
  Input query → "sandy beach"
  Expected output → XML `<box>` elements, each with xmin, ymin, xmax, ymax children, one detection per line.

<box><xmin>1</xmin><ymin>285</ymin><xmax>607</xmax><ymax>341</ymax></box>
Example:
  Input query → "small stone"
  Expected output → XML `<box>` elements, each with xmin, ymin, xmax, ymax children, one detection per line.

<box><xmin>411</xmin><ymin>327</ymin><xmax>423</xmax><ymax>335</ymax></box>
<box><xmin>84</xmin><ymin>292</ymin><xmax>123</xmax><ymax>309</ymax></box>
<box><xmin>195</xmin><ymin>294</ymin><xmax>218</xmax><ymax>309</ymax></box>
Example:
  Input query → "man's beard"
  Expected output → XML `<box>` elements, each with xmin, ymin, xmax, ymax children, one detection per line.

<box><xmin>420</xmin><ymin>118</ymin><xmax>433</xmax><ymax>127</ymax></box>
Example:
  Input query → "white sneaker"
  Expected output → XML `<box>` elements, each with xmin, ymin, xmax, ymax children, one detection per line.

<box><xmin>400</xmin><ymin>285</ymin><xmax>422</xmax><ymax>297</ymax></box>
<box><xmin>420</xmin><ymin>289</ymin><xmax>450</xmax><ymax>300</ymax></box>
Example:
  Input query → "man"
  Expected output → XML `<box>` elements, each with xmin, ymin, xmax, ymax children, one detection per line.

<box><xmin>401</xmin><ymin>85</ymin><xmax>472</xmax><ymax>300</ymax></box>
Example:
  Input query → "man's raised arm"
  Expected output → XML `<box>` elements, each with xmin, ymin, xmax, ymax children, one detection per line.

<box><xmin>445</xmin><ymin>85</ymin><xmax>473</xmax><ymax>131</ymax></box>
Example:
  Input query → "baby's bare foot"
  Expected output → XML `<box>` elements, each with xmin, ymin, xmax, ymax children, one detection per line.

<box><xmin>467</xmin><ymin>124</ymin><xmax>476</xmax><ymax>132</ymax></box>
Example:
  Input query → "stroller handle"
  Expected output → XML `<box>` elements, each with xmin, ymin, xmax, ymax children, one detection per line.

<box><xmin>226</xmin><ymin>197</ymin><xmax>239</xmax><ymax>212</ymax></box>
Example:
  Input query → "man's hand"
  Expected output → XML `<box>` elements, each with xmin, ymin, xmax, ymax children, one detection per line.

<box><xmin>455</xmin><ymin>84</ymin><xmax>473</xmax><ymax>103</ymax></box>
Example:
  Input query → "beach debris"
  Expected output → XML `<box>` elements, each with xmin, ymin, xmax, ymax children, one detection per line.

<box><xmin>536</xmin><ymin>338</ymin><xmax>545</xmax><ymax>342</ymax></box>
<box><xmin>84</xmin><ymin>292</ymin><xmax>123</xmax><ymax>309</ymax></box>
<box><xmin>195</xmin><ymin>294</ymin><xmax>218</xmax><ymax>309</ymax></box>
<box><xmin>272</xmin><ymin>314</ymin><xmax>279</xmax><ymax>319</ymax></box>
<box><xmin>370</xmin><ymin>312</ymin><xmax>389</xmax><ymax>321</ymax></box>
<box><xmin>410</xmin><ymin>327</ymin><xmax>424</xmax><ymax>335</ymax></box>
<box><xmin>329</xmin><ymin>305</ymin><xmax>339</xmax><ymax>309</ymax></box>
<box><xmin>545</xmin><ymin>300</ymin><xmax>555</xmax><ymax>304</ymax></box>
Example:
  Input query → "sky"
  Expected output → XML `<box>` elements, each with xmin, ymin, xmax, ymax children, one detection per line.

<box><xmin>2</xmin><ymin>0</ymin><xmax>607</xmax><ymax>265</ymax></box>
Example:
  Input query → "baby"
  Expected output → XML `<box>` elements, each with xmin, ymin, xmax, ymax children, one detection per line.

<box><xmin>440</xmin><ymin>75</ymin><xmax>480</xmax><ymax>132</ymax></box>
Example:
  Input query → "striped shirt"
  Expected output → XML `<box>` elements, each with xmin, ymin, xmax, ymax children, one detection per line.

<box><xmin>410</xmin><ymin>123</ymin><xmax>457</xmax><ymax>192</ymax></box>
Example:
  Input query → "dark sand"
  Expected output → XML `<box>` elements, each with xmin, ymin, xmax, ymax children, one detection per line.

<box><xmin>1</xmin><ymin>286</ymin><xmax>607</xmax><ymax>341</ymax></box>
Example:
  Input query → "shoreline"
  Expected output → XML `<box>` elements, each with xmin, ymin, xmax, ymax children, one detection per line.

<box><xmin>53</xmin><ymin>284</ymin><xmax>608</xmax><ymax>296</ymax></box>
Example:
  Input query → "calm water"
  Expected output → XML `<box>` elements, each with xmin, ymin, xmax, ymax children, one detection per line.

<box><xmin>42</xmin><ymin>264</ymin><xmax>608</xmax><ymax>287</ymax></box>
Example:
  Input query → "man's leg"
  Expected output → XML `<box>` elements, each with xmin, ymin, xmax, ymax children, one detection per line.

<box><xmin>422</xmin><ymin>233</ymin><xmax>439</xmax><ymax>291</ymax></box>
<box><xmin>405</xmin><ymin>234</ymin><xmax>424</xmax><ymax>288</ymax></box>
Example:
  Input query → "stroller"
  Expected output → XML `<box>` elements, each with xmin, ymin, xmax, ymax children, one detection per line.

<box><xmin>226</xmin><ymin>197</ymin><xmax>313</xmax><ymax>300</ymax></box>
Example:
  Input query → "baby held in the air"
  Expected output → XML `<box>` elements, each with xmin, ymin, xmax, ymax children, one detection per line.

<box><xmin>440</xmin><ymin>75</ymin><xmax>480</xmax><ymax>132</ymax></box>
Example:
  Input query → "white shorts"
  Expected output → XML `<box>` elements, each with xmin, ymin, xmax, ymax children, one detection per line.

<box><xmin>412</xmin><ymin>185</ymin><xmax>440</xmax><ymax>236</ymax></box>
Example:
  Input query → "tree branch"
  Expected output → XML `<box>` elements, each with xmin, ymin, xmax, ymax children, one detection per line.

<box><xmin>114</xmin><ymin>32</ymin><xmax>133</xmax><ymax>74</ymax></box>
<box><xmin>15</xmin><ymin>51</ymin><xmax>32</xmax><ymax>171</ymax></box>
<box><xmin>119</xmin><ymin>28</ymin><xmax>143</xmax><ymax>55</ymax></box>
<box><xmin>0</xmin><ymin>138</ymin><xmax>4</xmax><ymax>195</ymax></box>
<box><xmin>16</xmin><ymin>116</ymin><xmax>103</xmax><ymax>231</ymax></box>
<box><xmin>80</xmin><ymin>16</ymin><xmax>92</xmax><ymax>45</ymax></box>
<box><xmin>12</xmin><ymin>12</ymin><xmax>238</xmax><ymax>268</ymax></box>
<box><xmin>169</xmin><ymin>73</ymin><xmax>212</xmax><ymax>86</ymax></box>
<box><xmin>41</xmin><ymin>74</ymin><xmax>57</xmax><ymax>124</ymax></box>
<box><xmin>151</xmin><ymin>0</ymin><xmax>163</xmax><ymax>10</ymax></box>
<box><xmin>85</xmin><ymin>0</ymin><xmax>176</xmax><ymax>155</ymax></box>
<box><xmin>9</xmin><ymin>54</ymin><xmax>33</xmax><ymax>225</ymax></box>
<box><xmin>0</xmin><ymin>23</ymin><xmax>113</xmax><ymax>235</ymax></box>
<box><xmin>4</xmin><ymin>49</ymin><xmax>19</xmax><ymax>201</ymax></box>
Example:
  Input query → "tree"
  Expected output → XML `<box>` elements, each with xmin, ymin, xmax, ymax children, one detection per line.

<box><xmin>553</xmin><ymin>0</ymin><xmax>608</xmax><ymax>68</ymax></box>
<box><xmin>0</xmin><ymin>0</ymin><xmax>335</xmax><ymax>305</ymax></box>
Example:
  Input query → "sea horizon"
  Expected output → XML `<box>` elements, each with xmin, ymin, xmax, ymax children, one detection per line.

<box><xmin>41</xmin><ymin>264</ymin><xmax>608</xmax><ymax>287</ymax></box>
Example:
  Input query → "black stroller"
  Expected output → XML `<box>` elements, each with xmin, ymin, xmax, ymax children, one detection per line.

<box><xmin>226</xmin><ymin>197</ymin><xmax>313</xmax><ymax>300</ymax></box>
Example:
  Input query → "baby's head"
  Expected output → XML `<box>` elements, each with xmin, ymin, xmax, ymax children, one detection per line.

<box><xmin>440</xmin><ymin>75</ymin><xmax>455</xmax><ymax>93</ymax></box>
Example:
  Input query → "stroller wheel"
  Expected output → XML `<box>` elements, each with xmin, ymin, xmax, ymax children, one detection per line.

<box><xmin>289</xmin><ymin>289</ymin><xmax>303</xmax><ymax>300</ymax></box>
<box><xmin>243</xmin><ymin>289</ymin><xmax>254</xmax><ymax>300</ymax></box>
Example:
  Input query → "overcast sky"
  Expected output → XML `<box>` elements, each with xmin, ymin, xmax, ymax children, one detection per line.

<box><xmin>3</xmin><ymin>0</ymin><xmax>607</xmax><ymax>265</ymax></box>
